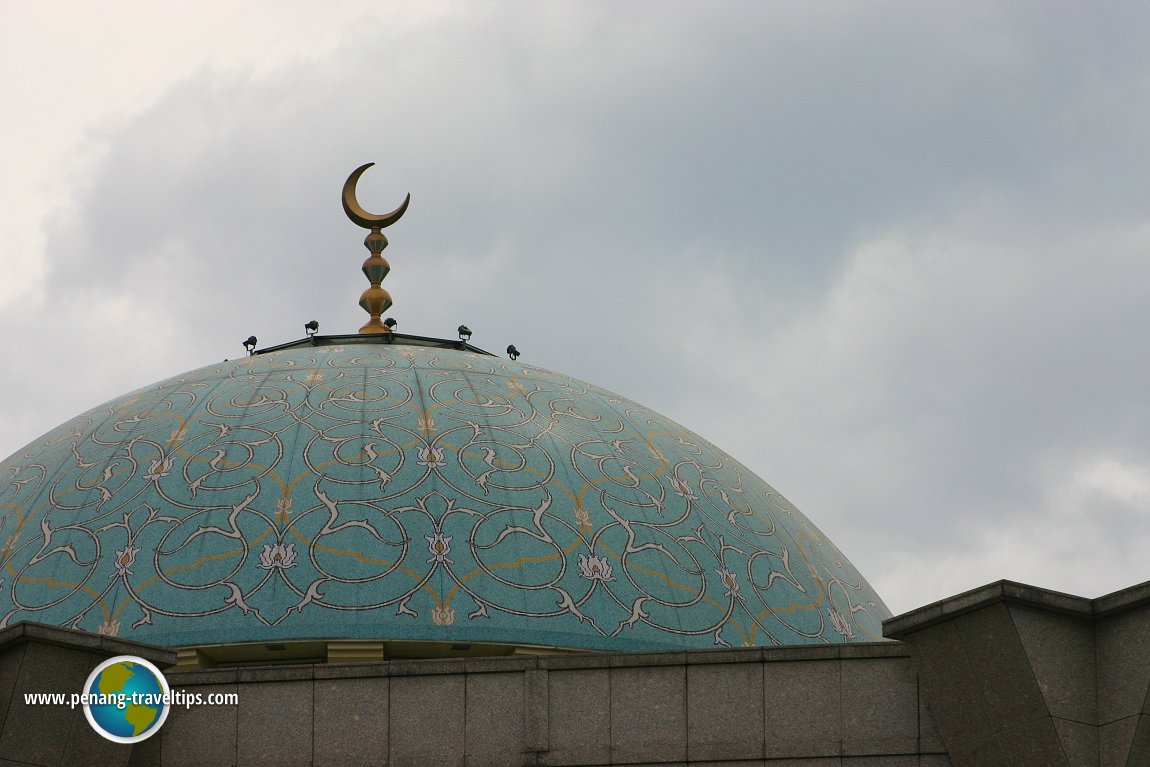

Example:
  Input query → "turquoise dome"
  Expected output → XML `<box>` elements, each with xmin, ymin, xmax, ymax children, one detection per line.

<box><xmin>0</xmin><ymin>337</ymin><xmax>889</xmax><ymax>651</ymax></box>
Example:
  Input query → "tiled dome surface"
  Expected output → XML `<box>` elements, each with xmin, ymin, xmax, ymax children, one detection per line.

<box><xmin>0</xmin><ymin>341</ymin><xmax>889</xmax><ymax>649</ymax></box>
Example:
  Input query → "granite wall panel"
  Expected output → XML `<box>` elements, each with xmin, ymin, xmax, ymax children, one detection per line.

<box><xmin>465</xmin><ymin>671</ymin><xmax>525</xmax><ymax>767</ymax></box>
<box><xmin>540</xmin><ymin>667</ymin><xmax>610</xmax><ymax>767</ymax></box>
<box><xmin>236</xmin><ymin>681</ymin><xmax>313</xmax><ymax>767</ymax></box>
<box><xmin>686</xmin><ymin>661</ymin><xmax>764</xmax><ymax>761</ymax></box>
<box><xmin>313</xmin><ymin>676</ymin><xmax>388</xmax><ymax>767</ymax></box>
<box><xmin>161</xmin><ymin>681</ymin><xmax>239</xmax><ymax>767</ymax></box>
<box><xmin>388</xmin><ymin>674</ymin><xmax>466</xmax><ymax>767</ymax></box>
<box><xmin>762</xmin><ymin>659</ymin><xmax>841</xmax><ymax>759</ymax></box>
<box><xmin>609</xmin><ymin>664</ymin><xmax>687</xmax><ymax>764</ymax></box>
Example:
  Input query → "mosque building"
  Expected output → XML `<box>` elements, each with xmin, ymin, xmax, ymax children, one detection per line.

<box><xmin>0</xmin><ymin>165</ymin><xmax>1146</xmax><ymax>766</ymax></box>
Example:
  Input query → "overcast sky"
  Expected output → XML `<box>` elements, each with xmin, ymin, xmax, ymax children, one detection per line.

<box><xmin>3</xmin><ymin>1</ymin><xmax>1149</xmax><ymax>616</ymax></box>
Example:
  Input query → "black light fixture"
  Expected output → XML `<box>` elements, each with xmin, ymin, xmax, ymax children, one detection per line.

<box><xmin>507</xmin><ymin>344</ymin><xmax>520</xmax><ymax>361</ymax></box>
<box><xmin>243</xmin><ymin>336</ymin><xmax>258</xmax><ymax>355</ymax></box>
<box><xmin>458</xmin><ymin>325</ymin><xmax>472</xmax><ymax>342</ymax></box>
<box><xmin>384</xmin><ymin>318</ymin><xmax>397</xmax><ymax>331</ymax></box>
<box><xmin>304</xmin><ymin>320</ymin><xmax>319</xmax><ymax>337</ymax></box>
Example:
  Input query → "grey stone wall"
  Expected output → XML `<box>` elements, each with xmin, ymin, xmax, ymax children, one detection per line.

<box><xmin>0</xmin><ymin>623</ymin><xmax>950</xmax><ymax>766</ymax></box>
<box><xmin>1096</xmin><ymin>588</ymin><xmax>1150</xmax><ymax>767</ymax></box>
<box><xmin>0</xmin><ymin>623</ymin><xmax>175</xmax><ymax>767</ymax></box>
<box><xmin>11</xmin><ymin>577</ymin><xmax>1150</xmax><ymax>766</ymax></box>
<box><xmin>886</xmin><ymin>579</ymin><xmax>1150</xmax><ymax>767</ymax></box>
<box><xmin>153</xmin><ymin>643</ymin><xmax>948</xmax><ymax>767</ymax></box>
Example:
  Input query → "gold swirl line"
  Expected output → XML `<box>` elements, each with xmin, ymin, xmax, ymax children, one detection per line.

<box><xmin>11</xmin><ymin>575</ymin><xmax>102</xmax><ymax>599</ymax></box>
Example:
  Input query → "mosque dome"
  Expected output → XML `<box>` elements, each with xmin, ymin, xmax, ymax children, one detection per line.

<box><xmin>0</xmin><ymin>335</ymin><xmax>889</xmax><ymax>655</ymax></box>
<box><xmin>0</xmin><ymin>163</ymin><xmax>889</xmax><ymax>661</ymax></box>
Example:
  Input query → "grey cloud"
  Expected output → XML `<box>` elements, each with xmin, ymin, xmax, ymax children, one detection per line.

<box><xmin>6</xmin><ymin>2</ymin><xmax>1150</xmax><ymax>614</ymax></box>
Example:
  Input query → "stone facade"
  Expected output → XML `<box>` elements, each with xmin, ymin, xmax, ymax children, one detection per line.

<box><xmin>5</xmin><ymin>577</ymin><xmax>1150</xmax><ymax>766</ymax></box>
<box><xmin>151</xmin><ymin>643</ymin><xmax>947</xmax><ymax>767</ymax></box>
<box><xmin>0</xmin><ymin>625</ymin><xmax>945</xmax><ymax>767</ymax></box>
<box><xmin>888</xmin><ymin>579</ymin><xmax>1150</xmax><ymax>767</ymax></box>
<box><xmin>0</xmin><ymin>623</ymin><xmax>174</xmax><ymax>767</ymax></box>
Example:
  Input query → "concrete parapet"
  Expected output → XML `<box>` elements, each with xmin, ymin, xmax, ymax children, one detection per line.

<box><xmin>154</xmin><ymin>641</ymin><xmax>946</xmax><ymax>766</ymax></box>
<box><xmin>0</xmin><ymin>622</ymin><xmax>948</xmax><ymax>766</ymax></box>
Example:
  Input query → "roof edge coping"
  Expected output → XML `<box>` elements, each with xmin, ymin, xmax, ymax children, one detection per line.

<box><xmin>884</xmin><ymin>578</ymin><xmax>1150</xmax><ymax>639</ymax></box>
<box><xmin>882</xmin><ymin>580</ymin><xmax>1093</xmax><ymax>638</ymax></box>
<box><xmin>0</xmin><ymin>621</ymin><xmax>177</xmax><ymax>667</ymax></box>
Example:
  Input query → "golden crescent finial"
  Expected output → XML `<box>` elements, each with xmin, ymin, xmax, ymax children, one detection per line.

<box><xmin>342</xmin><ymin>163</ymin><xmax>410</xmax><ymax>229</ymax></box>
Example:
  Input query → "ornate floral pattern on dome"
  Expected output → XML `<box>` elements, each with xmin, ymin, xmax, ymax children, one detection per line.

<box><xmin>0</xmin><ymin>344</ymin><xmax>889</xmax><ymax>650</ymax></box>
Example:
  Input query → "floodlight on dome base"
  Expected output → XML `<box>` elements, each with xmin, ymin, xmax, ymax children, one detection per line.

<box><xmin>243</xmin><ymin>336</ymin><xmax>258</xmax><ymax>355</ymax></box>
<box><xmin>304</xmin><ymin>320</ymin><xmax>319</xmax><ymax>337</ymax></box>
<box><xmin>507</xmin><ymin>345</ymin><xmax>520</xmax><ymax>361</ymax></box>
<box><xmin>458</xmin><ymin>325</ymin><xmax>472</xmax><ymax>342</ymax></box>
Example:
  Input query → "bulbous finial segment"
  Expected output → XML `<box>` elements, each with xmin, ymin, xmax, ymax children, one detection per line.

<box><xmin>358</xmin><ymin>226</ymin><xmax>393</xmax><ymax>333</ymax></box>
<box><xmin>342</xmin><ymin>163</ymin><xmax>410</xmax><ymax>335</ymax></box>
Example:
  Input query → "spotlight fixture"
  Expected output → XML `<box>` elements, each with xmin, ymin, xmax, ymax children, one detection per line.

<box><xmin>304</xmin><ymin>320</ymin><xmax>319</xmax><ymax>337</ymax></box>
<box><xmin>243</xmin><ymin>336</ymin><xmax>258</xmax><ymax>355</ymax></box>
<box><xmin>507</xmin><ymin>345</ymin><xmax>520</xmax><ymax>361</ymax></box>
<box><xmin>384</xmin><ymin>318</ymin><xmax>397</xmax><ymax>330</ymax></box>
<box><xmin>458</xmin><ymin>325</ymin><xmax>472</xmax><ymax>342</ymax></box>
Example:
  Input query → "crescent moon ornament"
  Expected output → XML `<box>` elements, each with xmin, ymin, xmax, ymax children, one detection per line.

<box><xmin>342</xmin><ymin>162</ymin><xmax>411</xmax><ymax>229</ymax></box>
<box><xmin>343</xmin><ymin>163</ymin><xmax>408</xmax><ymax>335</ymax></box>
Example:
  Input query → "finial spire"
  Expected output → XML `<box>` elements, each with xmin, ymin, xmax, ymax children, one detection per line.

<box><xmin>341</xmin><ymin>163</ymin><xmax>411</xmax><ymax>334</ymax></box>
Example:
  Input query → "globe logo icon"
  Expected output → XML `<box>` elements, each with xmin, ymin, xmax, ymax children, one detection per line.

<box><xmin>82</xmin><ymin>655</ymin><xmax>171</xmax><ymax>743</ymax></box>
